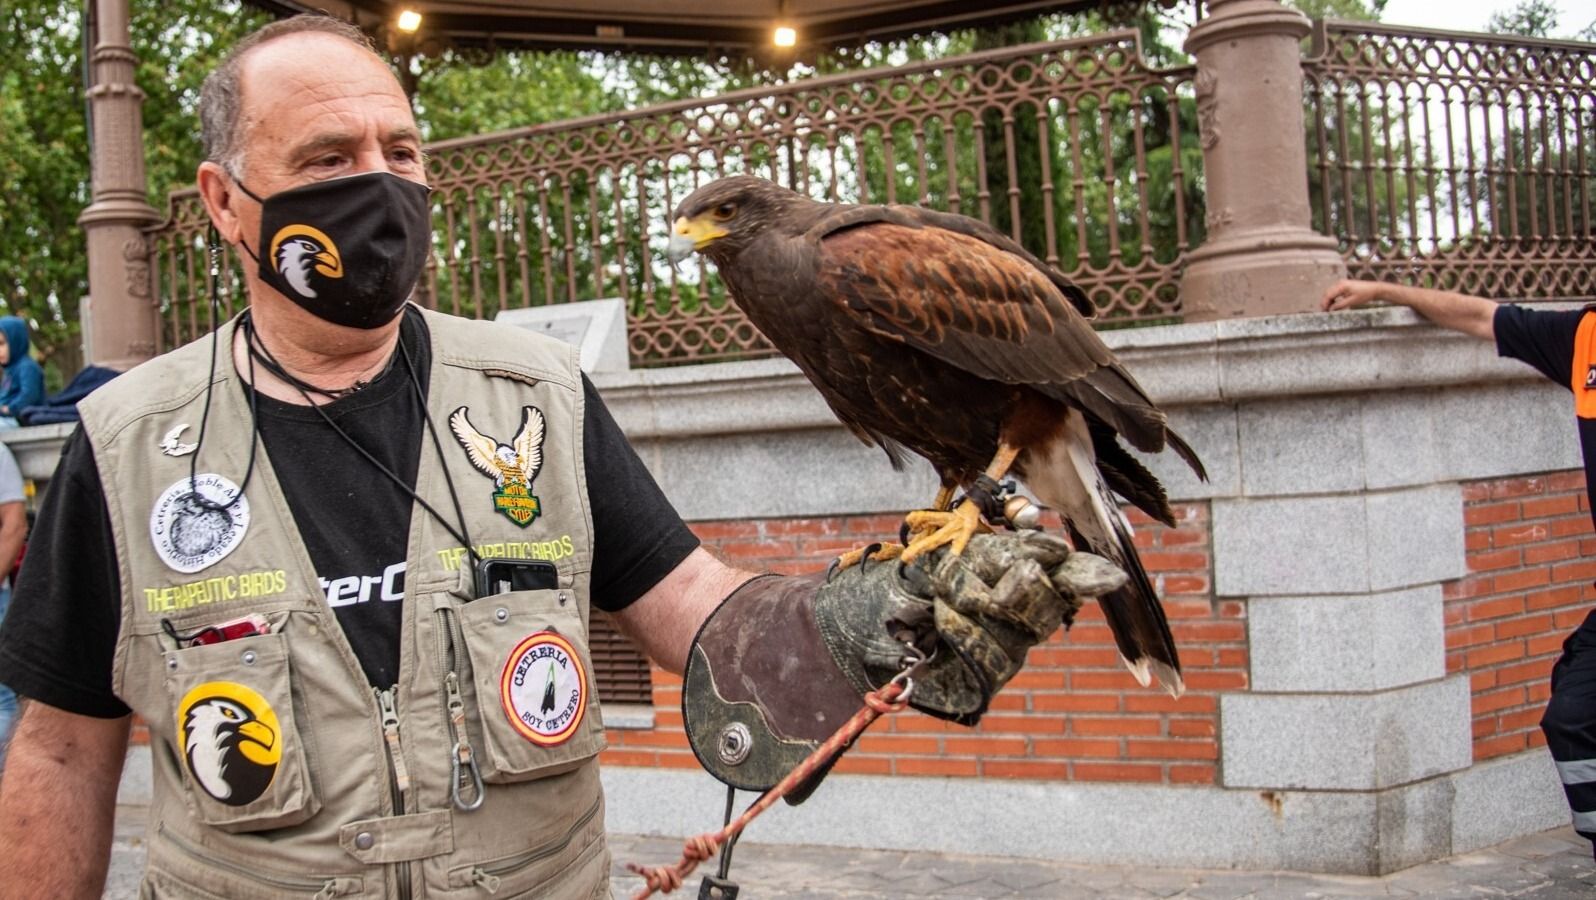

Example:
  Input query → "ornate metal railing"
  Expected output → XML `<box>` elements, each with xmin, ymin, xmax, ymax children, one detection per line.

<box><xmin>146</xmin><ymin>30</ymin><xmax>1202</xmax><ymax>361</ymax></box>
<box><xmin>1304</xmin><ymin>21</ymin><xmax>1596</xmax><ymax>298</ymax></box>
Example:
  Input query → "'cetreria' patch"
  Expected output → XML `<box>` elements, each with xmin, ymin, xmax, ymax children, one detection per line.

<box><xmin>150</xmin><ymin>475</ymin><xmax>250</xmax><ymax>573</ymax></box>
<box><xmin>176</xmin><ymin>681</ymin><xmax>282</xmax><ymax>806</ymax></box>
<box><xmin>500</xmin><ymin>631</ymin><xmax>587</xmax><ymax>745</ymax></box>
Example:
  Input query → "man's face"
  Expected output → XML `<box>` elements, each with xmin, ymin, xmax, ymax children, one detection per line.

<box><xmin>228</xmin><ymin>33</ymin><xmax>426</xmax><ymax>245</ymax></box>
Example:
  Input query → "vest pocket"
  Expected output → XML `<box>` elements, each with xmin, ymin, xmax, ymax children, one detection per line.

<box><xmin>445</xmin><ymin>792</ymin><xmax>608</xmax><ymax>898</ymax></box>
<box><xmin>148</xmin><ymin>824</ymin><xmax>363</xmax><ymax>898</ymax></box>
<box><xmin>161</xmin><ymin>631</ymin><xmax>320</xmax><ymax>832</ymax></box>
<box><xmin>455</xmin><ymin>588</ymin><xmax>606</xmax><ymax>782</ymax></box>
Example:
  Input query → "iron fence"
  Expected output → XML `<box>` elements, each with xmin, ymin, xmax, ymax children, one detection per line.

<box><xmin>146</xmin><ymin>30</ymin><xmax>1203</xmax><ymax>362</ymax></box>
<box><xmin>1304</xmin><ymin>20</ymin><xmax>1596</xmax><ymax>299</ymax></box>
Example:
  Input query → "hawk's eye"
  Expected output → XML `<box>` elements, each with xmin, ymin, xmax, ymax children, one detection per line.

<box><xmin>712</xmin><ymin>202</ymin><xmax>737</xmax><ymax>221</ymax></box>
<box><xmin>223</xmin><ymin>708</ymin><xmax>239</xmax><ymax>720</ymax></box>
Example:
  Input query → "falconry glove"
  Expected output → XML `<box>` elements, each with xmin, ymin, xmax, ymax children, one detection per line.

<box><xmin>682</xmin><ymin>532</ymin><xmax>1127</xmax><ymax>795</ymax></box>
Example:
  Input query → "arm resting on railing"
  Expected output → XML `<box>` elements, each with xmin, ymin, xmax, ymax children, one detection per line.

<box><xmin>1321</xmin><ymin>279</ymin><xmax>1499</xmax><ymax>342</ymax></box>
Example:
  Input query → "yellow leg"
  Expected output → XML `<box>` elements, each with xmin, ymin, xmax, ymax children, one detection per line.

<box><xmin>834</xmin><ymin>541</ymin><xmax>905</xmax><ymax>569</ymax></box>
<box><xmin>834</xmin><ymin>482</ymin><xmax>961</xmax><ymax>571</ymax></box>
<box><xmin>898</xmin><ymin>444</ymin><xmax>1022</xmax><ymax>563</ymax></box>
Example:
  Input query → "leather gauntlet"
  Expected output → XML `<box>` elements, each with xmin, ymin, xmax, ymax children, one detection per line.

<box><xmin>682</xmin><ymin>532</ymin><xmax>1126</xmax><ymax>794</ymax></box>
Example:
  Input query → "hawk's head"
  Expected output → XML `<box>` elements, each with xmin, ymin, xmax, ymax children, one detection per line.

<box><xmin>182</xmin><ymin>696</ymin><xmax>278</xmax><ymax>805</ymax></box>
<box><xmin>666</xmin><ymin>176</ymin><xmax>815</xmax><ymax>267</ymax></box>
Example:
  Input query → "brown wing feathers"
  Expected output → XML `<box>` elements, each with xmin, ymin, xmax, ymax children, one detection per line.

<box><xmin>814</xmin><ymin>217</ymin><xmax>1201</xmax><ymax>478</ymax></box>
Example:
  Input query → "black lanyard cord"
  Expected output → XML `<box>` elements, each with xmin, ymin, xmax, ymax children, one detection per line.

<box><xmin>242</xmin><ymin>314</ymin><xmax>482</xmax><ymax>572</ymax></box>
<box><xmin>399</xmin><ymin>335</ymin><xmax>478</xmax><ymax>569</ymax></box>
<box><xmin>188</xmin><ymin>241</ymin><xmax>261</xmax><ymax>514</ymax></box>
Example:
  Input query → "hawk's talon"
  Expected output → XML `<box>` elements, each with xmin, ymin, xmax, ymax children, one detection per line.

<box><xmin>834</xmin><ymin>541</ymin><xmax>905</xmax><ymax>572</ymax></box>
<box><xmin>899</xmin><ymin>501</ymin><xmax>991</xmax><ymax>564</ymax></box>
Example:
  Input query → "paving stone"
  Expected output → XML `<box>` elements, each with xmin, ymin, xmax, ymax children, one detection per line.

<box><xmin>1177</xmin><ymin>881</ymin><xmax>1260</xmax><ymax>900</ymax></box>
<box><xmin>104</xmin><ymin>805</ymin><xmax>1596</xmax><ymax>900</ymax></box>
<box><xmin>1497</xmin><ymin>832</ymin><xmax>1586</xmax><ymax>861</ymax></box>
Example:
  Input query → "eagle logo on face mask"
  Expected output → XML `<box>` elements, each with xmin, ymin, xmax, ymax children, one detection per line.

<box><xmin>450</xmin><ymin>406</ymin><xmax>546</xmax><ymax>527</ymax></box>
<box><xmin>269</xmin><ymin>225</ymin><xmax>344</xmax><ymax>299</ymax></box>
<box><xmin>176</xmin><ymin>681</ymin><xmax>282</xmax><ymax>806</ymax></box>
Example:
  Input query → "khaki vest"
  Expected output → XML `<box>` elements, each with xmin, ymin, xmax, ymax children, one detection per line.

<box><xmin>82</xmin><ymin>309</ymin><xmax>611</xmax><ymax>899</ymax></box>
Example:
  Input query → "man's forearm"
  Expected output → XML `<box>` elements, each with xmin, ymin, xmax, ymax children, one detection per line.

<box><xmin>1382</xmin><ymin>285</ymin><xmax>1498</xmax><ymax>339</ymax></box>
<box><xmin>0</xmin><ymin>703</ymin><xmax>129</xmax><ymax>899</ymax></box>
<box><xmin>1323</xmin><ymin>279</ymin><xmax>1497</xmax><ymax>340</ymax></box>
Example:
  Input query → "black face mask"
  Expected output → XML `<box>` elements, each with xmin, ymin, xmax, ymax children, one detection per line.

<box><xmin>236</xmin><ymin>172</ymin><xmax>432</xmax><ymax>329</ymax></box>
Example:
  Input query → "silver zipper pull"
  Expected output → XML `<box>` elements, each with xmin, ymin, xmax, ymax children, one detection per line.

<box><xmin>470</xmin><ymin>866</ymin><xmax>502</xmax><ymax>894</ymax></box>
<box><xmin>445</xmin><ymin>672</ymin><xmax>484</xmax><ymax>812</ymax></box>
<box><xmin>376</xmin><ymin>687</ymin><xmax>412</xmax><ymax>801</ymax></box>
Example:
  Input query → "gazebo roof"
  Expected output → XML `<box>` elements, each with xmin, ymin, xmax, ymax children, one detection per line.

<box><xmin>246</xmin><ymin>0</ymin><xmax>1095</xmax><ymax>54</ymax></box>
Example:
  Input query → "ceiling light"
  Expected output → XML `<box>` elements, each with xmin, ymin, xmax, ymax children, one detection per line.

<box><xmin>773</xmin><ymin>25</ymin><xmax>796</xmax><ymax>47</ymax></box>
<box><xmin>397</xmin><ymin>9</ymin><xmax>423</xmax><ymax>33</ymax></box>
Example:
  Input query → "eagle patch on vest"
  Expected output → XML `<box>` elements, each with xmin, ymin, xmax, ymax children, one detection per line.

<box><xmin>500</xmin><ymin>631</ymin><xmax>587</xmax><ymax>745</ymax></box>
<box><xmin>176</xmin><ymin>681</ymin><xmax>282</xmax><ymax>805</ymax></box>
<box><xmin>449</xmin><ymin>405</ymin><xmax>546</xmax><ymax>527</ymax></box>
<box><xmin>149</xmin><ymin>475</ymin><xmax>251</xmax><ymax>573</ymax></box>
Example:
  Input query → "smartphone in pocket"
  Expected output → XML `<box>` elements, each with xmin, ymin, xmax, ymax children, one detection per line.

<box><xmin>474</xmin><ymin>558</ymin><xmax>558</xmax><ymax>599</ymax></box>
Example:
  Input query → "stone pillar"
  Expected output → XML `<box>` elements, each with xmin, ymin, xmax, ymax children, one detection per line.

<box><xmin>78</xmin><ymin>0</ymin><xmax>161</xmax><ymax>370</ymax></box>
<box><xmin>1181</xmin><ymin>0</ymin><xmax>1346</xmax><ymax>320</ymax></box>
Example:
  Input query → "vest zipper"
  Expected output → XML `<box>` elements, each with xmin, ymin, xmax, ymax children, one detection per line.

<box><xmin>435</xmin><ymin>607</ymin><xmax>483</xmax><ymax>811</ymax></box>
<box><xmin>375</xmin><ymin>686</ymin><xmax>413</xmax><ymax>900</ymax></box>
<box><xmin>157</xmin><ymin>823</ymin><xmax>358</xmax><ymax>896</ymax></box>
<box><xmin>457</xmin><ymin>790</ymin><xmax>603</xmax><ymax>891</ymax></box>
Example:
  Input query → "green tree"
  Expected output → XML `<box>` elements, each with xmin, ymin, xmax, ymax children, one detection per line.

<box><xmin>1487</xmin><ymin>0</ymin><xmax>1560</xmax><ymax>37</ymax></box>
<box><xmin>0</xmin><ymin>0</ymin><xmax>269</xmax><ymax>378</ymax></box>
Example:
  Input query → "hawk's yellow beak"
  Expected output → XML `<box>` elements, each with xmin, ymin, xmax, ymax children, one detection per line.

<box><xmin>665</xmin><ymin>215</ymin><xmax>727</xmax><ymax>266</ymax></box>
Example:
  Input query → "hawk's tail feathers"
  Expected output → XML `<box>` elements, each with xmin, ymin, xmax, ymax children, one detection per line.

<box><xmin>1069</xmin><ymin>514</ymin><xmax>1185</xmax><ymax>699</ymax></box>
<box><xmin>1166</xmin><ymin>426</ymin><xmax>1208</xmax><ymax>483</ymax></box>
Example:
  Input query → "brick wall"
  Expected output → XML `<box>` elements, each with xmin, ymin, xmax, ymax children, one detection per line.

<box><xmin>1448</xmin><ymin>470</ymin><xmax>1596</xmax><ymax>761</ymax></box>
<box><xmin>601</xmin><ymin>502</ymin><xmax>1243</xmax><ymax>785</ymax></box>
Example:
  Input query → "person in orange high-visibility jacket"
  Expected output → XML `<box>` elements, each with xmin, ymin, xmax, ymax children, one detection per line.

<box><xmin>1323</xmin><ymin>279</ymin><xmax>1596</xmax><ymax>858</ymax></box>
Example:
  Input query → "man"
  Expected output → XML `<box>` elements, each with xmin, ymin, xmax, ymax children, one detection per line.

<box><xmin>0</xmin><ymin>442</ymin><xmax>26</xmax><ymax>768</ymax></box>
<box><xmin>1322</xmin><ymin>278</ymin><xmax>1596</xmax><ymax>857</ymax></box>
<box><xmin>0</xmin><ymin>16</ymin><xmax>1091</xmax><ymax>897</ymax></box>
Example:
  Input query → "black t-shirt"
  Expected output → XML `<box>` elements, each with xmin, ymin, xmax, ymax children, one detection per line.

<box><xmin>0</xmin><ymin>310</ymin><xmax>698</xmax><ymax>717</ymax></box>
<box><xmin>1493</xmin><ymin>303</ymin><xmax>1596</xmax><ymax>523</ymax></box>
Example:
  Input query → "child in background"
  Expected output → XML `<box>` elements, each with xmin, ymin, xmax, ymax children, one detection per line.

<box><xmin>0</xmin><ymin>317</ymin><xmax>44</xmax><ymax>428</ymax></box>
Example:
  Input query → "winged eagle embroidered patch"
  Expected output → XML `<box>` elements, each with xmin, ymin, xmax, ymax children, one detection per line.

<box><xmin>449</xmin><ymin>406</ymin><xmax>547</xmax><ymax>527</ymax></box>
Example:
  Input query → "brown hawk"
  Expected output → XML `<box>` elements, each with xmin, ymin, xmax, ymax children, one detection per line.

<box><xmin>666</xmin><ymin>176</ymin><xmax>1206</xmax><ymax>695</ymax></box>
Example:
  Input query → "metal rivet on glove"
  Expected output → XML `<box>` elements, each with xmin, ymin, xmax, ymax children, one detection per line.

<box><xmin>716</xmin><ymin>723</ymin><xmax>753</xmax><ymax>766</ymax></box>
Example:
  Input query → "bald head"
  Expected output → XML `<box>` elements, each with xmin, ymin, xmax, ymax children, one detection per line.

<box><xmin>198</xmin><ymin>15</ymin><xmax>388</xmax><ymax>178</ymax></box>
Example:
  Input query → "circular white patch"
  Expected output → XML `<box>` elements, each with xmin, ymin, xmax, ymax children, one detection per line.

<box><xmin>149</xmin><ymin>475</ymin><xmax>251</xmax><ymax>574</ymax></box>
<box><xmin>499</xmin><ymin>631</ymin><xmax>588</xmax><ymax>746</ymax></box>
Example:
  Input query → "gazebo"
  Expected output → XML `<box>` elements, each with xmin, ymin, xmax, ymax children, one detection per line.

<box><xmin>80</xmin><ymin>0</ymin><xmax>1334</xmax><ymax>371</ymax></box>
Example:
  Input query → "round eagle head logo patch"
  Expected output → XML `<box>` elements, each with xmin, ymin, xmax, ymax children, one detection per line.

<box><xmin>268</xmin><ymin>224</ymin><xmax>344</xmax><ymax>300</ymax></box>
<box><xmin>176</xmin><ymin>681</ymin><xmax>282</xmax><ymax>806</ymax></box>
<box><xmin>500</xmin><ymin>631</ymin><xmax>588</xmax><ymax>745</ymax></box>
<box><xmin>149</xmin><ymin>475</ymin><xmax>250</xmax><ymax>574</ymax></box>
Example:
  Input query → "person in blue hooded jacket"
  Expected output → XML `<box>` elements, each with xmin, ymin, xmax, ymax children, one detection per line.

<box><xmin>0</xmin><ymin>317</ymin><xmax>44</xmax><ymax>427</ymax></box>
